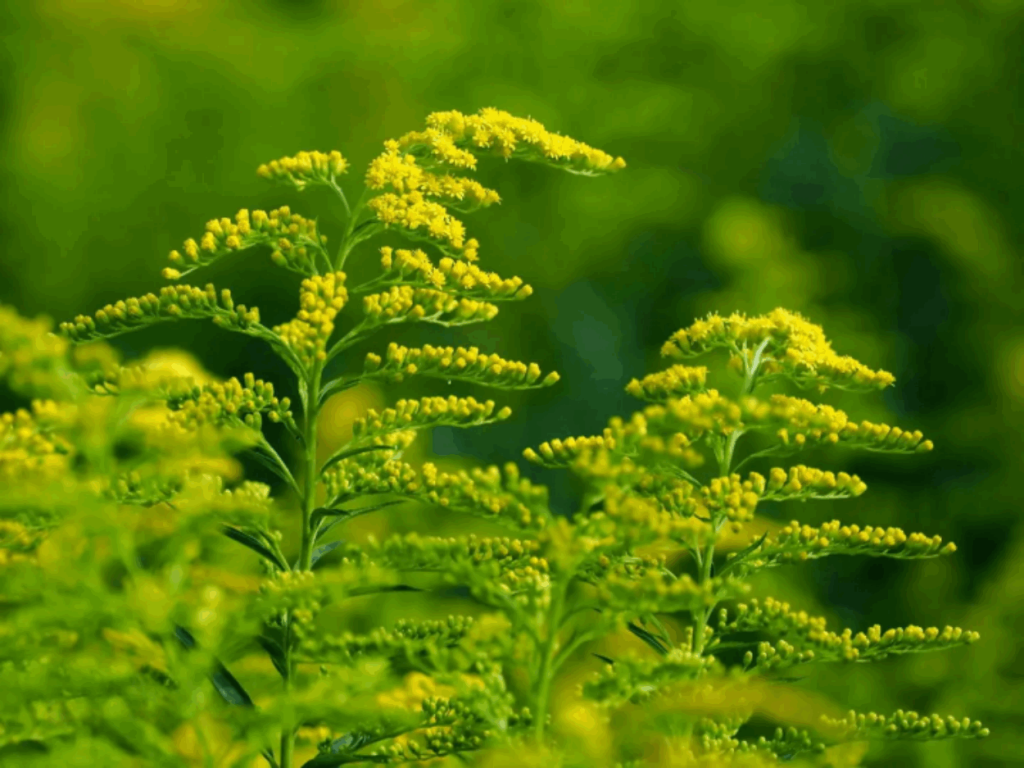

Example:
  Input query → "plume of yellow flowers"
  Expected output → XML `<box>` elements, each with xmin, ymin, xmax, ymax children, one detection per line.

<box><xmin>366</xmin><ymin>108</ymin><xmax>624</xmax><ymax>263</ymax></box>
<box><xmin>661</xmin><ymin>308</ymin><xmax>896</xmax><ymax>392</ymax></box>
<box><xmin>274</xmin><ymin>272</ymin><xmax>348</xmax><ymax>366</ymax></box>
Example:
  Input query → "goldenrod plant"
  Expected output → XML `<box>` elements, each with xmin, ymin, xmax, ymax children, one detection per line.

<box><xmin>0</xmin><ymin>109</ymin><xmax>984</xmax><ymax>767</ymax></box>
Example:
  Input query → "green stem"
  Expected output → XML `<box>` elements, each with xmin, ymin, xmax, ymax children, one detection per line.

<box><xmin>299</xmin><ymin>365</ymin><xmax>323</xmax><ymax>572</ymax></box>
<box><xmin>693</xmin><ymin>535</ymin><xmax>716</xmax><ymax>655</ymax></box>
<box><xmin>694</xmin><ymin>343</ymin><xmax>768</xmax><ymax>658</ymax></box>
<box><xmin>279</xmin><ymin>366</ymin><xmax>323</xmax><ymax>768</ymax></box>
<box><xmin>533</xmin><ymin>577</ymin><xmax>569</xmax><ymax>742</ymax></box>
<box><xmin>336</xmin><ymin>188</ymin><xmax>371</xmax><ymax>270</ymax></box>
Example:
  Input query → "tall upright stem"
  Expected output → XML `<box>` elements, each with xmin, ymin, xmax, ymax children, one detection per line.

<box><xmin>280</xmin><ymin>365</ymin><xmax>323</xmax><ymax>768</ymax></box>
<box><xmin>692</xmin><ymin>344</ymin><xmax>767</xmax><ymax>658</ymax></box>
<box><xmin>533</xmin><ymin>577</ymin><xmax>568</xmax><ymax>742</ymax></box>
<box><xmin>299</xmin><ymin>365</ymin><xmax>323</xmax><ymax>571</ymax></box>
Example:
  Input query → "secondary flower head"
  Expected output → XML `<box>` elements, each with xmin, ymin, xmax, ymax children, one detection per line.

<box><xmin>257</xmin><ymin>150</ymin><xmax>349</xmax><ymax>189</ymax></box>
<box><xmin>661</xmin><ymin>308</ymin><xmax>896</xmax><ymax>392</ymax></box>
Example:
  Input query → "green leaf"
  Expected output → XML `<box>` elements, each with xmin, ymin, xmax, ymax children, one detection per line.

<box><xmin>718</xmin><ymin>532</ymin><xmax>769</xmax><ymax>577</ymax></box>
<box><xmin>347</xmin><ymin>584</ymin><xmax>424</xmax><ymax>598</ymax></box>
<box><xmin>318</xmin><ymin>376</ymin><xmax>362</xmax><ymax>408</ymax></box>
<box><xmin>173</xmin><ymin>625</ymin><xmax>254</xmax><ymax>706</ymax></box>
<box><xmin>319</xmin><ymin>444</ymin><xmax>398</xmax><ymax>477</ymax></box>
<box><xmin>311</xmin><ymin>540</ymin><xmax>344</xmax><ymax>569</ymax></box>
<box><xmin>312</xmin><ymin>499</ymin><xmax>406</xmax><ymax>537</ymax></box>
<box><xmin>627</xmin><ymin>621</ymin><xmax>669</xmax><ymax>656</ymax></box>
<box><xmin>256</xmin><ymin>632</ymin><xmax>289</xmax><ymax>679</ymax></box>
<box><xmin>222</xmin><ymin>526</ymin><xmax>287</xmax><ymax>571</ymax></box>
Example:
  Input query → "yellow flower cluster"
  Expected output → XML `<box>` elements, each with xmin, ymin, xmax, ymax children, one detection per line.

<box><xmin>255</xmin><ymin>569</ymin><xmax>325</xmax><ymax>626</ymax></box>
<box><xmin>256</xmin><ymin>150</ymin><xmax>348</xmax><ymax>189</ymax></box>
<box><xmin>378</xmin><ymin>246</ymin><xmax>447</xmax><ymax>288</ymax></box>
<box><xmin>742</xmin><ymin>518</ymin><xmax>955</xmax><ymax>567</ymax></box>
<box><xmin>165</xmin><ymin>373</ymin><xmax>294</xmax><ymax>433</ymax></box>
<box><xmin>363</xmin><ymin>341</ymin><xmax>558</xmax><ymax>389</ymax></box>
<box><xmin>599</xmin><ymin>571</ymin><xmax>748</xmax><ymax>615</ymax></box>
<box><xmin>368</xmin><ymin>192</ymin><xmax>478</xmax><ymax>260</ymax></box>
<box><xmin>0</xmin><ymin>404</ymin><xmax>72</xmax><ymax>481</ymax></box>
<box><xmin>720</xmin><ymin>597</ymin><xmax>979</xmax><ymax>668</ymax></box>
<box><xmin>523</xmin><ymin>433</ymin><xmax>617</xmax><ymax>467</ymax></box>
<box><xmin>0</xmin><ymin>519</ymin><xmax>44</xmax><ymax>567</ymax></box>
<box><xmin>0</xmin><ymin>305</ymin><xmax>72</xmax><ymax>398</ymax></box>
<box><xmin>367</xmin><ymin>144</ymin><xmax>501</xmax><ymax>211</ymax></box>
<box><xmin>761</xmin><ymin>465</ymin><xmax>867</xmax><ymax>500</ymax></box>
<box><xmin>595</xmin><ymin>484</ymin><xmax>698</xmax><ymax>545</ymax></box>
<box><xmin>90</xmin><ymin>349</ymin><xmax>213</xmax><ymax>397</ymax></box>
<box><xmin>351</xmin><ymin>396</ymin><xmax>511</xmax><ymax>442</ymax></box>
<box><xmin>374</xmin><ymin>247</ymin><xmax>531</xmax><ymax>300</ymax></box>
<box><xmin>60</xmin><ymin>285</ymin><xmax>261</xmax><ymax>343</ymax></box>
<box><xmin>626</xmin><ymin>364</ymin><xmax>708</xmax><ymax>402</ymax></box>
<box><xmin>304</xmin><ymin>615</ymin><xmax>476</xmax><ymax>664</ymax></box>
<box><xmin>415</xmin><ymin>108</ymin><xmax>627</xmax><ymax>175</ymax></box>
<box><xmin>323</xmin><ymin>457</ymin><xmax>551</xmax><ymax>531</ymax></box>
<box><xmin>437</xmin><ymin>256</ymin><xmax>531</xmax><ymax>300</ymax></box>
<box><xmin>163</xmin><ymin>207</ymin><xmax>327</xmax><ymax>280</ymax></box>
<box><xmin>661</xmin><ymin>308</ymin><xmax>896</xmax><ymax>392</ymax></box>
<box><xmin>821</xmin><ymin>709</ymin><xmax>989</xmax><ymax>740</ymax></box>
<box><xmin>274</xmin><ymin>272</ymin><xmax>348</xmax><ymax>366</ymax></box>
<box><xmin>362</xmin><ymin>286</ymin><xmax>498</xmax><ymax>327</ymax></box>
<box><xmin>700</xmin><ymin>475</ymin><xmax>762</xmax><ymax>524</ymax></box>
<box><xmin>582</xmin><ymin>647</ymin><xmax>712</xmax><ymax>706</ymax></box>
<box><xmin>647</xmin><ymin>390</ymin><xmax>744</xmax><ymax>441</ymax></box>
<box><xmin>751</xmin><ymin>395</ymin><xmax>933</xmax><ymax>453</ymax></box>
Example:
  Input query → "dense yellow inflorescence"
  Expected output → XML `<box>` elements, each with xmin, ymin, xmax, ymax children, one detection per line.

<box><xmin>59</xmin><ymin>284</ymin><xmax>261</xmax><ymax>342</ymax></box>
<box><xmin>362</xmin><ymin>286</ymin><xmax>499</xmax><ymax>327</ymax></box>
<box><xmin>165</xmin><ymin>372</ymin><xmax>295</xmax><ymax>433</ymax></box>
<box><xmin>412</xmin><ymin>108</ymin><xmax>626</xmax><ymax>174</ymax></box>
<box><xmin>257</xmin><ymin>150</ymin><xmax>349</xmax><ymax>189</ymax></box>
<box><xmin>662</xmin><ymin>308</ymin><xmax>896</xmax><ymax>392</ymax></box>
<box><xmin>274</xmin><ymin>272</ymin><xmax>348</xmax><ymax>366</ymax></box>
<box><xmin>744</xmin><ymin>519</ymin><xmax>955</xmax><ymax>565</ymax></box>
<box><xmin>368</xmin><ymin>192</ymin><xmax>478</xmax><ymax>261</ymax></box>
<box><xmin>163</xmin><ymin>207</ymin><xmax>328</xmax><ymax>280</ymax></box>
<box><xmin>375</xmin><ymin>247</ymin><xmax>531</xmax><ymax>300</ymax></box>
<box><xmin>364</xmin><ymin>341</ymin><xmax>558</xmax><ymax>389</ymax></box>
<box><xmin>719</xmin><ymin>596</ymin><xmax>979</xmax><ymax>667</ymax></box>
<box><xmin>365</xmin><ymin>108</ymin><xmax>623</xmax><ymax>266</ymax></box>
<box><xmin>0</xmin><ymin>305</ymin><xmax>72</xmax><ymax>397</ymax></box>
<box><xmin>756</xmin><ymin>395</ymin><xmax>933</xmax><ymax>453</ymax></box>
<box><xmin>626</xmin><ymin>364</ymin><xmax>708</xmax><ymax>402</ymax></box>
<box><xmin>367</xmin><ymin>145</ymin><xmax>501</xmax><ymax>210</ymax></box>
<box><xmin>0</xmin><ymin>403</ymin><xmax>73</xmax><ymax>481</ymax></box>
<box><xmin>821</xmin><ymin>709</ymin><xmax>989</xmax><ymax>740</ymax></box>
<box><xmin>351</xmin><ymin>396</ymin><xmax>511</xmax><ymax>442</ymax></box>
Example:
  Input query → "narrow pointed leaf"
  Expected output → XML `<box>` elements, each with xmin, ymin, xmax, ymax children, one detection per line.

<box><xmin>223</xmin><ymin>526</ymin><xmax>287</xmax><ymax>571</ymax></box>
<box><xmin>319</xmin><ymin>444</ymin><xmax>397</xmax><ymax>477</ymax></box>
<box><xmin>627</xmin><ymin>621</ymin><xmax>669</xmax><ymax>656</ymax></box>
<box><xmin>311</xmin><ymin>539</ymin><xmax>345</xmax><ymax>569</ymax></box>
<box><xmin>311</xmin><ymin>499</ymin><xmax>406</xmax><ymax>533</ymax></box>
<box><xmin>718</xmin><ymin>532</ymin><xmax>769</xmax><ymax>577</ymax></box>
<box><xmin>318</xmin><ymin>376</ymin><xmax>361</xmax><ymax>407</ymax></box>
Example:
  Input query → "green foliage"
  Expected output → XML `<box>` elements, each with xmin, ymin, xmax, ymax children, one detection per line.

<box><xmin>0</xmin><ymin>109</ymin><xmax>987</xmax><ymax>768</ymax></box>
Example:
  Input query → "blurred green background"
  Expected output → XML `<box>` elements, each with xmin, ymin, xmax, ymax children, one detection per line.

<box><xmin>1</xmin><ymin>1</ymin><xmax>1022</xmax><ymax>765</ymax></box>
